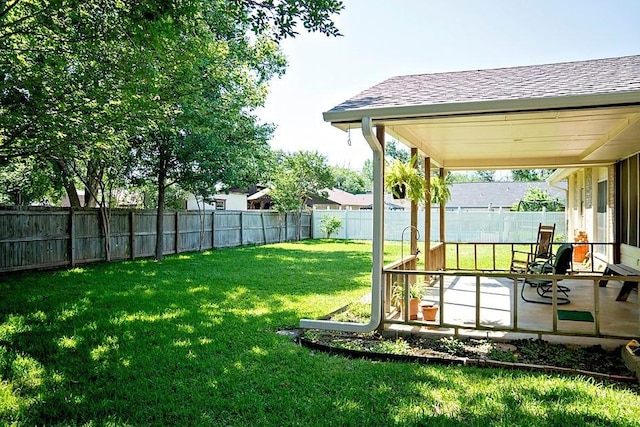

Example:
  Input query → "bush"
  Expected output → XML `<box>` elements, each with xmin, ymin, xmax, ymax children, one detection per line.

<box><xmin>320</xmin><ymin>215</ymin><xmax>342</xmax><ymax>238</ymax></box>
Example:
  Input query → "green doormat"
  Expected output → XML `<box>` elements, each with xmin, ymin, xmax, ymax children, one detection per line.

<box><xmin>557</xmin><ymin>309</ymin><xmax>594</xmax><ymax>322</ymax></box>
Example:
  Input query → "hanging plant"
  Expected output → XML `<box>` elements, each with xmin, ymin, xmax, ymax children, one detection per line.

<box><xmin>384</xmin><ymin>155</ymin><xmax>426</xmax><ymax>203</ymax></box>
<box><xmin>384</xmin><ymin>155</ymin><xmax>451</xmax><ymax>205</ymax></box>
<box><xmin>429</xmin><ymin>175</ymin><xmax>451</xmax><ymax>205</ymax></box>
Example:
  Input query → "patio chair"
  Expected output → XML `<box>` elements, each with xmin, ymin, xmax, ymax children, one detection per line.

<box><xmin>510</xmin><ymin>223</ymin><xmax>555</xmax><ymax>274</ymax></box>
<box><xmin>520</xmin><ymin>243</ymin><xmax>573</xmax><ymax>305</ymax></box>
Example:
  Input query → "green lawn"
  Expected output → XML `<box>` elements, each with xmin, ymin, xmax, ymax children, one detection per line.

<box><xmin>1</xmin><ymin>240</ymin><xmax>638</xmax><ymax>426</ymax></box>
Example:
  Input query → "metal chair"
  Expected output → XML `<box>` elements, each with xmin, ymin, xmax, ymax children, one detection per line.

<box><xmin>520</xmin><ymin>243</ymin><xmax>573</xmax><ymax>305</ymax></box>
<box><xmin>510</xmin><ymin>223</ymin><xmax>555</xmax><ymax>274</ymax></box>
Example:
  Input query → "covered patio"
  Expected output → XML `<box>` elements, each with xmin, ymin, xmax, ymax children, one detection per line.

<box><xmin>383</xmin><ymin>269</ymin><xmax>637</xmax><ymax>343</ymax></box>
<box><xmin>300</xmin><ymin>55</ymin><xmax>640</xmax><ymax>343</ymax></box>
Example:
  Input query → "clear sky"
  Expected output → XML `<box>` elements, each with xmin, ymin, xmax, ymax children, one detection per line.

<box><xmin>257</xmin><ymin>0</ymin><xmax>640</xmax><ymax>171</ymax></box>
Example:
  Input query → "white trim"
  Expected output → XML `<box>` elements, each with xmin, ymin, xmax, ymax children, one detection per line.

<box><xmin>324</xmin><ymin>92</ymin><xmax>640</xmax><ymax>125</ymax></box>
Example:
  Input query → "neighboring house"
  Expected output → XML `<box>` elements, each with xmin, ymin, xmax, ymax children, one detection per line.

<box><xmin>186</xmin><ymin>190</ymin><xmax>249</xmax><ymax>211</ymax></box>
<box><xmin>444</xmin><ymin>181</ymin><xmax>566</xmax><ymax>211</ymax></box>
<box><xmin>247</xmin><ymin>187</ymin><xmax>370</xmax><ymax>210</ymax></box>
<box><xmin>309</xmin><ymin>188</ymin><xmax>370</xmax><ymax>210</ymax></box>
<box><xmin>247</xmin><ymin>188</ymin><xmax>272</xmax><ymax>210</ymax></box>
<box><xmin>356</xmin><ymin>181</ymin><xmax>566</xmax><ymax>211</ymax></box>
<box><xmin>60</xmin><ymin>189</ymin><xmax>142</xmax><ymax>208</ymax></box>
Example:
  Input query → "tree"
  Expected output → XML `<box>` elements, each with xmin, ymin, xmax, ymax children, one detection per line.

<box><xmin>474</xmin><ymin>170</ymin><xmax>496</xmax><ymax>182</ymax></box>
<box><xmin>269</xmin><ymin>151</ymin><xmax>334</xmax><ymax>240</ymax></box>
<box><xmin>511</xmin><ymin>169</ymin><xmax>555</xmax><ymax>182</ymax></box>
<box><xmin>514</xmin><ymin>186</ymin><xmax>564</xmax><ymax>212</ymax></box>
<box><xmin>361</xmin><ymin>159</ymin><xmax>374</xmax><ymax>191</ymax></box>
<box><xmin>0</xmin><ymin>157</ymin><xmax>63</xmax><ymax>205</ymax></box>
<box><xmin>385</xmin><ymin>140</ymin><xmax>410</xmax><ymax>162</ymax></box>
<box><xmin>320</xmin><ymin>215</ymin><xmax>342</xmax><ymax>238</ymax></box>
<box><xmin>332</xmin><ymin>167</ymin><xmax>366</xmax><ymax>194</ymax></box>
<box><xmin>1</xmin><ymin>1</ymin><xmax>344</xmax><ymax>260</ymax></box>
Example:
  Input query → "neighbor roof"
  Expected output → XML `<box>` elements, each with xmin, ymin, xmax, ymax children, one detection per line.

<box><xmin>445</xmin><ymin>182</ymin><xmax>566</xmax><ymax>209</ymax></box>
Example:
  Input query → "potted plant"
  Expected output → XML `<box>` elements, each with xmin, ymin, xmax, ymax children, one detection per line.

<box><xmin>391</xmin><ymin>280</ymin><xmax>425</xmax><ymax>320</ymax></box>
<box><xmin>421</xmin><ymin>303</ymin><xmax>439</xmax><ymax>322</ymax></box>
<box><xmin>384</xmin><ymin>155</ymin><xmax>426</xmax><ymax>202</ymax></box>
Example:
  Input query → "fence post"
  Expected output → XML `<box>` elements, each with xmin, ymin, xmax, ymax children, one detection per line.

<box><xmin>69</xmin><ymin>210</ymin><xmax>75</xmax><ymax>268</ymax></box>
<box><xmin>211</xmin><ymin>211</ymin><xmax>216</xmax><ymax>249</ymax></box>
<box><xmin>239</xmin><ymin>211</ymin><xmax>244</xmax><ymax>246</ymax></box>
<box><xmin>344</xmin><ymin>209</ymin><xmax>349</xmax><ymax>240</ymax></box>
<box><xmin>261</xmin><ymin>212</ymin><xmax>267</xmax><ymax>244</ymax></box>
<box><xmin>130</xmin><ymin>210</ymin><xmax>136</xmax><ymax>260</ymax></box>
<box><xmin>175</xmin><ymin>211</ymin><xmax>180</xmax><ymax>254</ymax></box>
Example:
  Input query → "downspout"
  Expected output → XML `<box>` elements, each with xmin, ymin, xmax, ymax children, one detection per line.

<box><xmin>299</xmin><ymin>117</ymin><xmax>383</xmax><ymax>332</ymax></box>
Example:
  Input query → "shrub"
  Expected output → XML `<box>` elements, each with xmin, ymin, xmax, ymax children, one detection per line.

<box><xmin>320</xmin><ymin>215</ymin><xmax>342</xmax><ymax>238</ymax></box>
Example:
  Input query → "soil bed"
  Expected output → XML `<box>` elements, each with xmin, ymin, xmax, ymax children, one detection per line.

<box><xmin>300</xmin><ymin>302</ymin><xmax>638</xmax><ymax>386</ymax></box>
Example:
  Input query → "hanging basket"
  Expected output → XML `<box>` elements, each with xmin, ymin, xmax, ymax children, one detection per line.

<box><xmin>392</xmin><ymin>184</ymin><xmax>406</xmax><ymax>200</ymax></box>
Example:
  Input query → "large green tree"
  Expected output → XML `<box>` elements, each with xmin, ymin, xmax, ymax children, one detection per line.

<box><xmin>1</xmin><ymin>0</ymin><xmax>344</xmax><ymax>260</ymax></box>
<box><xmin>332</xmin><ymin>166</ymin><xmax>366</xmax><ymax>194</ymax></box>
<box><xmin>269</xmin><ymin>151</ymin><xmax>334</xmax><ymax>240</ymax></box>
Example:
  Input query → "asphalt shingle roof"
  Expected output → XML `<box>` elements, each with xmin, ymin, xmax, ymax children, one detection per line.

<box><xmin>445</xmin><ymin>182</ymin><xmax>566</xmax><ymax>209</ymax></box>
<box><xmin>328</xmin><ymin>55</ymin><xmax>640</xmax><ymax>113</ymax></box>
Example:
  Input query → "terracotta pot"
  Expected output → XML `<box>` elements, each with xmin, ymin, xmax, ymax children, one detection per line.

<box><xmin>408</xmin><ymin>298</ymin><xmax>419</xmax><ymax>320</ymax></box>
<box><xmin>421</xmin><ymin>305</ymin><xmax>438</xmax><ymax>321</ymax></box>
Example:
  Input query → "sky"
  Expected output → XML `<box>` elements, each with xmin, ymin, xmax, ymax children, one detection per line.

<box><xmin>257</xmin><ymin>0</ymin><xmax>640</xmax><ymax>171</ymax></box>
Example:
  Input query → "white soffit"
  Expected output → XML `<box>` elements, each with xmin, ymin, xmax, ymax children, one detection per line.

<box><xmin>362</xmin><ymin>105</ymin><xmax>640</xmax><ymax>170</ymax></box>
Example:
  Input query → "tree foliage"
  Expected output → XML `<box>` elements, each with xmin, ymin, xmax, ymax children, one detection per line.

<box><xmin>511</xmin><ymin>169</ymin><xmax>555</xmax><ymax>182</ymax></box>
<box><xmin>320</xmin><ymin>215</ymin><xmax>342</xmax><ymax>238</ymax></box>
<box><xmin>514</xmin><ymin>186</ymin><xmax>564</xmax><ymax>212</ymax></box>
<box><xmin>332</xmin><ymin>166</ymin><xmax>366</xmax><ymax>194</ymax></box>
<box><xmin>385</xmin><ymin>140</ymin><xmax>410</xmax><ymax>163</ymax></box>
<box><xmin>0</xmin><ymin>0</ymin><xmax>344</xmax><ymax>259</ymax></box>
<box><xmin>269</xmin><ymin>151</ymin><xmax>334</xmax><ymax>213</ymax></box>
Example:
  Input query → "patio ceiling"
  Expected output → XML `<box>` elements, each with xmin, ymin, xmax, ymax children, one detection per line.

<box><xmin>323</xmin><ymin>55</ymin><xmax>640</xmax><ymax>170</ymax></box>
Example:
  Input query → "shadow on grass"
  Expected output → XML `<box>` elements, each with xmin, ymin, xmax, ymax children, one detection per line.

<box><xmin>0</xmin><ymin>240</ymin><xmax>638</xmax><ymax>425</ymax></box>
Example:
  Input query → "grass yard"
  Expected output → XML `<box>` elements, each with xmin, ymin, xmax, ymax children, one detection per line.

<box><xmin>1</xmin><ymin>240</ymin><xmax>638</xmax><ymax>426</ymax></box>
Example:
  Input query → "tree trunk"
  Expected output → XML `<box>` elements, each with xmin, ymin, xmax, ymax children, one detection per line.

<box><xmin>84</xmin><ymin>160</ymin><xmax>102</xmax><ymax>208</ymax></box>
<box><xmin>155</xmin><ymin>155</ymin><xmax>168</xmax><ymax>261</ymax></box>
<box><xmin>54</xmin><ymin>159</ymin><xmax>81</xmax><ymax>207</ymax></box>
<box><xmin>99</xmin><ymin>204</ymin><xmax>112</xmax><ymax>262</ymax></box>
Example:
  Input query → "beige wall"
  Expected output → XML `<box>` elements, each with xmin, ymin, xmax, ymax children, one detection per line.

<box><xmin>566</xmin><ymin>166</ymin><xmax>615</xmax><ymax>270</ymax></box>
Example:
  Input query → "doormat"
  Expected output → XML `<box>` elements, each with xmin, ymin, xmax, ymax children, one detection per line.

<box><xmin>557</xmin><ymin>309</ymin><xmax>594</xmax><ymax>322</ymax></box>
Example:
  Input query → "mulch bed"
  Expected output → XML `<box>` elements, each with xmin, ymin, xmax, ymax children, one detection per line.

<box><xmin>298</xmin><ymin>329</ymin><xmax>638</xmax><ymax>386</ymax></box>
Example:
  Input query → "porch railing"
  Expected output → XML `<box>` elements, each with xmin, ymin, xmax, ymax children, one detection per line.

<box><xmin>446</xmin><ymin>241</ymin><xmax>615</xmax><ymax>273</ymax></box>
<box><xmin>382</xmin><ymin>241</ymin><xmax>637</xmax><ymax>340</ymax></box>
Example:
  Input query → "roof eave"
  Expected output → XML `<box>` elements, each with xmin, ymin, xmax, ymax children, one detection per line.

<box><xmin>323</xmin><ymin>91</ymin><xmax>640</xmax><ymax>127</ymax></box>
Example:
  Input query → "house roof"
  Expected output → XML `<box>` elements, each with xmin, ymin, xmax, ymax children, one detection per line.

<box><xmin>445</xmin><ymin>182</ymin><xmax>565</xmax><ymax>209</ymax></box>
<box><xmin>327</xmin><ymin>56</ymin><xmax>640</xmax><ymax>114</ymax></box>
<box><xmin>322</xmin><ymin>188</ymin><xmax>369</xmax><ymax>206</ymax></box>
<box><xmin>324</xmin><ymin>55</ymin><xmax>640</xmax><ymax>170</ymax></box>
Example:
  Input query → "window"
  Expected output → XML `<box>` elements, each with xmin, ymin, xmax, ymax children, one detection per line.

<box><xmin>215</xmin><ymin>199</ymin><xmax>226</xmax><ymax>210</ymax></box>
<box><xmin>617</xmin><ymin>154</ymin><xmax>639</xmax><ymax>247</ymax></box>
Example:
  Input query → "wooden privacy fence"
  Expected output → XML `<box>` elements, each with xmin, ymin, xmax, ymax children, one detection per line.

<box><xmin>0</xmin><ymin>208</ymin><xmax>311</xmax><ymax>273</ymax></box>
